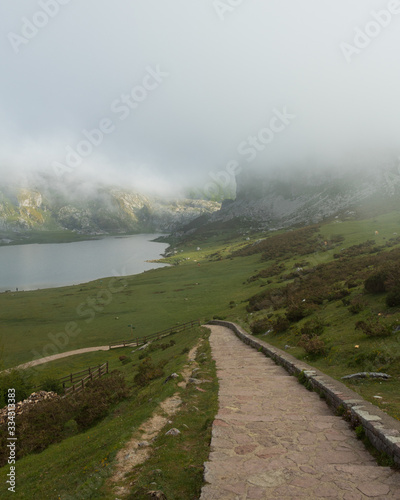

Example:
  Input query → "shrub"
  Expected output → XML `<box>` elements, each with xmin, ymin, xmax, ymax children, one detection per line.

<box><xmin>348</xmin><ymin>298</ymin><xmax>365</xmax><ymax>314</ymax></box>
<box><xmin>271</xmin><ymin>315</ymin><xmax>290</xmax><ymax>333</ymax></box>
<box><xmin>355</xmin><ymin>317</ymin><xmax>392</xmax><ymax>337</ymax></box>
<box><xmin>327</xmin><ymin>288</ymin><xmax>350</xmax><ymax>302</ymax></box>
<box><xmin>298</xmin><ymin>335</ymin><xmax>326</xmax><ymax>356</ymax></box>
<box><xmin>300</xmin><ymin>318</ymin><xmax>324</xmax><ymax>337</ymax></box>
<box><xmin>119</xmin><ymin>355</ymin><xmax>133</xmax><ymax>365</ymax></box>
<box><xmin>250</xmin><ymin>318</ymin><xmax>271</xmax><ymax>334</ymax></box>
<box><xmin>72</xmin><ymin>371</ymin><xmax>128</xmax><ymax>429</ymax></box>
<box><xmin>286</xmin><ymin>304</ymin><xmax>312</xmax><ymax>322</ymax></box>
<box><xmin>134</xmin><ymin>357</ymin><xmax>166</xmax><ymax>387</ymax></box>
<box><xmin>40</xmin><ymin>376</ymin><xmax>63</xmax><ymax>394</ymax></box>
<box><xmin>0</xmin><ymin>370</ymin><xmax>32</xmax><ymax>409</ymax></box>
<box><xmin>364</xmin><ymin>270</ymin><xmax>388</xmax><ymax>293</ymax></box>
<box><xmin>386</xmin><ymin>286</ymin><xmax>400</xmax><ymax>307</ymax></box>
<box><xmin>0</xmin><ymin>371</ymin><xmax>128</xmax><ymax>465</ymax></box>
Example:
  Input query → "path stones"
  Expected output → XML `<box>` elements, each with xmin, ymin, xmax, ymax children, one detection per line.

<box><xmin>165</xmin><ymin>428</ymin><xmax>181</xmax><ymax>436</ymax></box>
<box><xmin>200</xmin><ymin>325</ymin><xmax>400</xmax><ymax>499</ymax></box>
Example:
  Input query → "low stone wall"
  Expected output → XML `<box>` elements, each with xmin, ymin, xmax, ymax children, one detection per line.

<box><xmin>208</xmin><ymin>320</ymin><xmax>400</xmax><ymax>465</ymax></box>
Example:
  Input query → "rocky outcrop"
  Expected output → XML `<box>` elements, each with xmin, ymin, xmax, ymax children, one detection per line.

<box><xmin>0</xmin><ymin>179</ymin><xmax>220</xmax><ymax>238</ymax></box>
<box><xmin>0</xmin><ymin>391</ymin><xmax>59</xmax><ymax>426</ymax></box>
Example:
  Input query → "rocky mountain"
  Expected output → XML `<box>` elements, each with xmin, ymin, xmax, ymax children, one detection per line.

<box><xmin>0</xmin><ymin>176</ymin><xmax>220</xmax><ymax>241</ymax></box>
<box><xmin>176</xmin><ymin>162</ymin><xmax>400</xmax><ymax>237</ymax></box>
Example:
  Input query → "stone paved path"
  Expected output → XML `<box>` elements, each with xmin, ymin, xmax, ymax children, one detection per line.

<box><xmin>200</xmin><ymin>325</ymin><xmax>400</xmax><ymax>499</ymax></box>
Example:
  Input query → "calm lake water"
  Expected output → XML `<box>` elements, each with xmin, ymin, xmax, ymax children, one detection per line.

<box><xmin>0</xmin><ymin>234</ymin><xmax>169</xmax><ymax>292</ymax></box>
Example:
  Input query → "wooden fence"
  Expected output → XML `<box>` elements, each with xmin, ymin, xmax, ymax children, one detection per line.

<box><xmin>60</xmin><ymin>362</ymin><xmax>109</xmax><ymax>395</ymax></box>
<box><xmin>108</xmin><ymin>319</ymin><xmax>200</xmax><ymax>349</ymax></box>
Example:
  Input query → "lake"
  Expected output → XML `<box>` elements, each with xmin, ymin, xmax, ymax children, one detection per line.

<box><xmin>0</xmin><ymin>234</ymin><xmax>169</xmax><ymax>292</ymax></box>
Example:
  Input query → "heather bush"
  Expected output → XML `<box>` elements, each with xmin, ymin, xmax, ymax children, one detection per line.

<box><xmin>386</xmin><ymin>286</ymin><xmax>400</xmax><ymax>307</ymax></box>
<box><xmin>364</xmin><ymin>270</ymin><xmax>388</xmax><ymax>293</ymax></box>
<box><xmin>0</xmin><ymin>371</ymin><xmax>128</xmax><ymax>466</ymax></box>
<box><xmin>271</xmin><ymin>315</ymin><xmax>290</xmax><ymax>333</ymax></box>
<box><xmin>300</xmin><ymin>318</ymin><xmax>324</xmax><ymax>337</ymax></box>
<box><xmin>348</xmin><ymin>298</ymin><xmax>365</xmax><ymax>314</ymax></box>
<box><xmin>250</xmin><ymin>318</ymin><xmax>271</xmax><ymax>334</ymax></box>
<box><xmin>298</xmin><ymin>335</ymin><xmax>326</xmax><ymax>356</ymax></box>
<box><xmin>355</xmin><ymin>317</ymin><xmax>392</xmax><ymax>337</ymax></box>
<box><xmin>134</xmin><ymin>357</ymin><xmax>166</xmax><ymax>387</ymax></box>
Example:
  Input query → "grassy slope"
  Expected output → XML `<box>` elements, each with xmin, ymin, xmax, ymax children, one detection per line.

<box><xmin>0</xmin><ymin>327</ymin><xmax>218</xmax><ymax>499</ymax></box>
<box><xmin>1</xmin><ymin>206</ymin><xmax>400</xmax><ymax>497</ymax></box>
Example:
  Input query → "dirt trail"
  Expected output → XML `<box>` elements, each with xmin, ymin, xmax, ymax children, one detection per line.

<box><xmin>201</xmin><ymin>325</ymin><xmax>400</xmax><ymax>499</ymax></box>
<box><xmin>6</xmin><ymin>346</ymin><xmax>110</xmax><ymax>372</ymax></box>
<box><xmin>110</xmin><ymin>340</ymin><xmax>202</xmax><ymax>497</ymax></box>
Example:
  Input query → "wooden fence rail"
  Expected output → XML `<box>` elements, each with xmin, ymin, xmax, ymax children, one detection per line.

<box><xmin>108</xmin><ymin>319</ymin><xmax>200</xmax><ymax>349</ymax></box>
<box><xmin>63</xmin><ymin>362</ymin><xmax>109</xmax><ymax>396</ymax></box>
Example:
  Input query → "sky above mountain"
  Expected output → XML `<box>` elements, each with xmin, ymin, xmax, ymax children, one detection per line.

<box><xmin>1</xmin><ymin>0</ymin><xmax>400</xmax><ymax>196</ymax></box>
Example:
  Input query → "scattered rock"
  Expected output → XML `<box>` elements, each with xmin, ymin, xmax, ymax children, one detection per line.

<box><xmin>165</xmin><ymin>428</ymin><xmax>181</xmax><ymax>436</ymax></box>
<box><xmin>341</xmin><ymin>372</ymin><xmax>391</xmax><ymax>380</ymax></box>
<box><xmin>163</xmin><ymin>373</ymin><xmax>179</xmax><ymax>384</ymax></box>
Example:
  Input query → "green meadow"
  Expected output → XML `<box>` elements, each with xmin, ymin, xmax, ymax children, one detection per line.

<box><xmin>1</xmin><ymin>205</ymin><xmax>400</xmax><ymax>497</ymax></box>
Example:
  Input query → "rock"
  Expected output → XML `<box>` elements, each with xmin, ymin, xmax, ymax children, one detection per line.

<box><xmin>0</xmin><ymin>390</ymin><xmax>60</xmax><ymax>426</ymax></box>
<box><xmin>188</xmin><ymin>378</ymin><xmax>202</xmax><ymax>384</ymax></box>
<box><xmin>138</xmin><ymin>441</ymin><xmax>150</xmax><ymax>448</ymax></box>
<box><xmin>341</xmin><ymin>372</ymin><xmax>391</xmax><ymax>380</ymax></box>
<box><xmin>165</xmin><ymin>428</ymin><xmax>181</xmax><ymax>436</ymax></box>
<box><xmin>163</xmin><ymin>372</ymin><xmax>179</xmax><ymax>384</ymax></box>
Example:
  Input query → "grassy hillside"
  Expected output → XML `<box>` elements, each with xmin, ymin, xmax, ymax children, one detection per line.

<box><xmin>0</xmin><ymin>326</ymin><xmax>218</xmax><ymax>499</ymax></box>
<box><xmin>1</xmin><ymin>204</ymin><xmax>400</xmax><ymax>498</ymax></box>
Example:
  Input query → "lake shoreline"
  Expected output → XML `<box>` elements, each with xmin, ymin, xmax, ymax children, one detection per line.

<box><xmin>0</xmin><ymin>234</ymin><xmax>169</xmax><ymax>293</ymax></box>
<box><xmin>0</xmin><ymin>230</ymin><xmax>165</xmax><ymax>248</ymax></box>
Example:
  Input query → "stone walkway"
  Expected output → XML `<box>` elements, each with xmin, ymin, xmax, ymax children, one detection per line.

<box><xmin>200</xmin><ymin>325</ymin><xmax>400</xmax><ymax>499</ymax></box>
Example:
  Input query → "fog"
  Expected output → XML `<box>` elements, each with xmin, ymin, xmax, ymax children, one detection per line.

<box><xmin>1</xmin><ymin>0</ymin><xmax>400</xmax><ymax>196</ymax></box>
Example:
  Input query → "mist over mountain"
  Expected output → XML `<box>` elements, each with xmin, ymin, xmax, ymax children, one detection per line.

<box><xmin>0</xmin><ymin>172</ymin><xmax>220</xmax><ymax>242</ymax></box>
<box><xmin>174</xmin><ymin>160</ymin><xmax>400</xmax><ymax>238</ymax></box>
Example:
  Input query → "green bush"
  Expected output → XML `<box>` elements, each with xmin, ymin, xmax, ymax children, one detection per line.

<box><xmin>386</xmin><ymin>286</ymin><xmax>400</xmax><ymax>307</ymax></box>
<box><xmin>250</xmin><ymin>317</ymin><xmax>271</xmax><ymax>334</ymax></box>
<box><xmin>300</xmin><ymin>318</ymin><xmax>324</xmax><ymax>337</ymax></box>
<box><xmin>72</xmin><ymin>371</ymin><xmax>128</xmax><ymax>430</ymax></box>
<box><xmin>134</xmin><ymin>357</ymin><xmax>166</xmax><ymax>387</ymax></box>
<box><xmin>364</xmin><ymin>270</ymin><xmax>388</xmax><ymax>293</ymax></box>
<box><xmin>0</xmin><ymin>370</ymin><xmax>32</xmax><ymax>409</ymax></box>
<box><xmin>355</xmin><ymin>317</ymin><xmax>392</xmax><ymax>337</ymax></box>
<box><xmin>348</xmin><ymin>298</ymin><xmax>365</xmax><ymax>314</ymax></box>
<box><xmin>0</xmin><ymin>371</ymin><xmax>128</xmax><ymax>466</ymax></box>
<box><xmin>298</xmin><ymin>335</ymin><xmax>326</xmax><ymax>356</ymax></box>
<box><xmin>286</xmin><ymin>304</ymin><xmax>312</xmax><ymax>322</ymax></box>
<box><xmin>272</xmin><ymin>315</ymin><xmax>290</xmax><ymax>333</ymax></box>
<box><xmin>39</xmin><ymin>376</ymin><xmax>63</xmax><ymax>394</ymax></box>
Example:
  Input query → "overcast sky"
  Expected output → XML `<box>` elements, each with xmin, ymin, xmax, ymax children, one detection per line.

<box><xmin>1</xmin><ymin>0</ymin><xmax>400</xmax><ymax>195</ymax></box>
